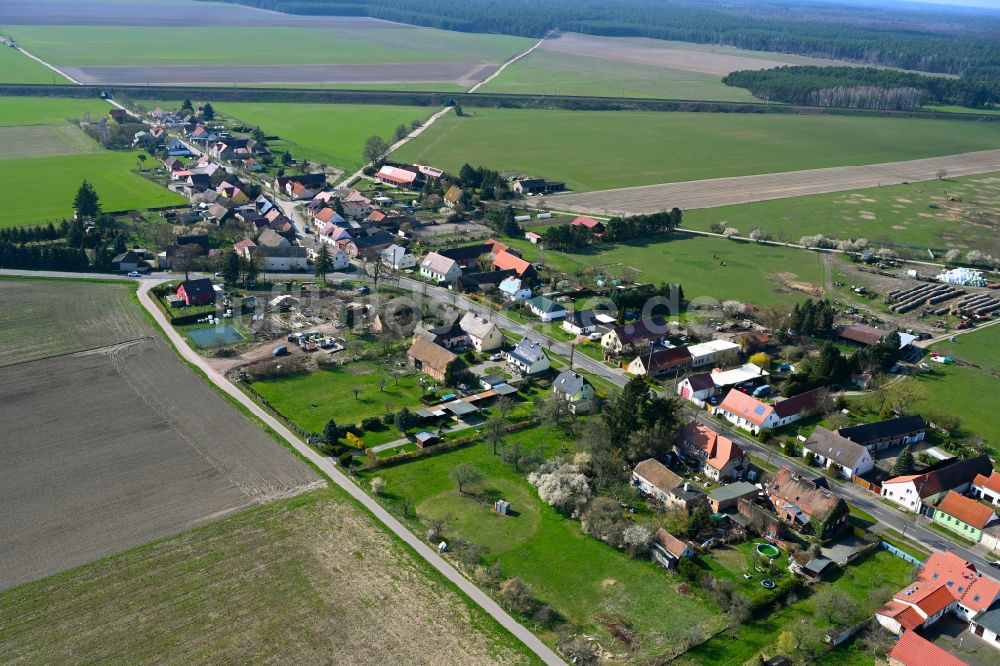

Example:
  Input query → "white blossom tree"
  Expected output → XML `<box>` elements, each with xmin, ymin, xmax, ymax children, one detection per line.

<box><xmin>528</xmin><ymin>460</ymin><xmax>591</xmax><ymax>514</ymax></box>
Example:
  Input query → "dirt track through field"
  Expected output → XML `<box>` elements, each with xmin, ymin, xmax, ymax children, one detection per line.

<box><xmin>539</xmin><ymin>148</ymin><xmax>1000</xmax><ymax>216</ymax></box>
<box><xmin>538</xmin><ymin>32</ymin><xmax>832</xmax><ymax>76</ymax></box>
<box><xmin>63</xmin><ymin>62</ymin><xmax>500</xmax><ymax>87</ymax></box>
<box><xmin>0</xmin><ymin>336</ymin><xmax>321</xmax><ymax>591</ymax></box>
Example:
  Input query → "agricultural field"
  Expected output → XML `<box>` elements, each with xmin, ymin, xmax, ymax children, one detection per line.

<box><xmin>0</xmin><ymin>44</ymin><xmax>70</xmax><ymax>84</ymax></box>
<box><xmin>679</xmin><ymin>549</ymin><xmax>916</xmax><ymax>666</ymax></box>
<box><xmin>0</xmin><ymin>96</ymin><xmax>184</xmax><ymax>228</ymax></box>
<box><xmin>481</xmin><ymin>49</ymin><xmax>756</xmax><ymax>101</ymax></box>
<box><xmin>0</xmin><ymin>490</ymin><xmax>538</xmax><ymax>665</ymax></box>
<box><xmin>249</xmin><ymin>361</ymin><xmax>427</xmax><ymax>434</ymax></box>
<box><xmin>393</xmin><ymin>108</ymin><xmax>1000</xmax><ymax>193</ymax></box>
<box><xmin>0</xmin><ymin>279</ymin><xmax>320</xmax><ymax>590</ymax></box>
<box><xmin>683</xmin><ymin>173</ymin><xmax>1000</xmax><ymax>256</ymax></box>
<box><xmin>359</xmin><ymin>424</ymin><xmax>725</xmax><ymax>660</ymax></box>
<box><xmin>207</xmin><ymin>101</ymin><xmax>433</xmax><ymax>171</ymax></box>
<box><xmin>911</xmin><ymin>323</ymin><xmax>1000</xmax><ymax>451</ymax></box>
<box><xmin>499</xmin><ymin>234</ymin><xmax>826</xmax><ymax>305</ymax></box>
<box><xmin>7</xmin><ymin>24</ymin><xmax>531</xmax><ymax>87</ymax></box>
<box><xmin>0</xmin><ymin>278</ymin><xmax>150</xmax><ymax>366</ymax></box>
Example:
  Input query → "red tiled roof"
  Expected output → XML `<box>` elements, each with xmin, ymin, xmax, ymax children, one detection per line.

<box><xmin>492</xmin><ymin>250</ymin><xmax>532</xmax><ymax>276</ymax></box>
<box><xmin>896</xmin><ymin>606</ymin><xmax>925</xmax><ymax>631</ymax></box>
<box><xmin>677</xmin><ymin>421</ymin><xmax>744</xmax><ymax>472</ymax></box>
<box><xmin>718</xmin><ymin>389</ymin><xmax>774</xmax><ymax>427</ymax></box>
<box><xmin>633</xmin><ymin>459</ymin><xmax>682</xmax><ymax>494</ymax></box>
<box><xmin>376</xmin><ymin>166</ymin><xmax>417</xmax><ymax>185</ymax></box>
<box><xmin>915</xmin><ymin>585</ymin><xmax>957</xmax><ymax>617</ymax></box>
<box><xmin>961</xmin><ymin>575</ymin><xmax>1000</xmax><ymax>612</ymax></box>
<box><xmin>571</xmin><ymin>215</ymin><xmax>603</xmax><ymax>229</ymax></box>
<box><xmin>888</xmin><ymin>630</ymin><xmax>969</xmax><ymax>666</ymax></box>
<box><xmin>772</xmin><ymin>387</ymin><xmax>825</xmax><ymax>419</ymax></box>
<box><xmin>974</xmin><ymin>472</ymin><xmax>1000</xmax><ymax>495</ymax></box>
<box><xmin>652</xmin><ymin>528</ymin><xmax>692</xmax><ymax>558</ymax></box>
<box><xmin>937</xmin><ymin>491</ymin><xmax>996</xmax><ymax>529</ymax></box>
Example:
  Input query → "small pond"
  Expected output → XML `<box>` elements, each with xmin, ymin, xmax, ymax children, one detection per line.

<box><xmin>188</xmin><ymin>324</ymin><xmax>245</xmax><ymax>347</ymax></box>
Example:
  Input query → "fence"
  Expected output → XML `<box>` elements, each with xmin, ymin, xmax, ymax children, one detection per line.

<box><xmin>881</xmin><ymin>540</ymin><xmax>924</xmax><ymax>566</ymax></box>
<box><xmin>850</xmin><ymin>475</ymin><xmax>881</xmax><ymax>495</ymax></box>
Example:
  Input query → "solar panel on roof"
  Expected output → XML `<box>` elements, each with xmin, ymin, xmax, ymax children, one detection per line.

<box><xmin>754</xmin><ymin>405</ymin><xmax>766</xmax><ymax>415</ymax></box>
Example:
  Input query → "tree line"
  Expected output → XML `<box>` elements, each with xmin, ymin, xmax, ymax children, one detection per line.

<box><xmin>206</xmin><ymin>0</ymin><xmax>1000</xmax><ymax>75</ymax></box>
<box><xmin>542</xmin><ymin>209</ymin><xmax>681</xmax><ymax>250</ymax></box>
<box><xmin>724</xmin><ymin>66</ymin><xmax>1000</xmax><ymax>110</ymax></box>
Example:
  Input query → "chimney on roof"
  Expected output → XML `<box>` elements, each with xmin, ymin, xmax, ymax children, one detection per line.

<box><xmin>684</xmin><ymin>482</ymin><xmax>690</xmax><ymax>492</ymax></box>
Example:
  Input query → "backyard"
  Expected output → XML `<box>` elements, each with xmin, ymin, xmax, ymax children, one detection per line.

<box><xmin>392</xmin><ymin>108</ymin><xmax>1000</xmax><ymax>192</ymax></box>
<box><xmin>359</xmin><ymin>424</ymin><xmax>726</xmax><ymax>661</ymax></box>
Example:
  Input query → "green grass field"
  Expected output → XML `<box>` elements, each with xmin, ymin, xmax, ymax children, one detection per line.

<box><xmin>500</xmin><ymin>233</ymin><xmax>825</xmax><ymax>305</ymax></box>
<box><xmin>0</xmin><ymin>96</ymin><xmax>113</xmax><ymax>127</ymax></box>
<box><xmin>481</xmin><ymin>50</ymin><xmax>757</xmax><ymax>102</ymax></box>
<box><xmin>393</xmin><ymin>109</ymin><xmax>1000</xmax><ymax>192</ymax></box>
<box><xmin>205</xmin><ymin>102</ymin><xmax>433</xmax><ymax>171</ymax></box>
<box><xmin>0</xmin><ymin>490</ymin><xmax>539</xmax><ymax>665</ymax></box>
<box><xmin>0</xmin><ymin>45</ymin><xmax>71</xmax><ymax>84</ymax></box>
<box><xmin>0</xmin><ymin>124</ymin><xmax>101</xmax><ymax>160</ymax></box>
<box><xmin>683</xmin><ymin>173</ymin><xmax>1000</xmax><ymax>256</ymax></box>
<box><xmin>925</xmin><ymin>105</ymin><xmax>1000</xmax><ymax>116</ymax></box>
<box><xmin>8</xmin><ymin>25</ymin><xmax>532</xmax><ymax>66</ymax></box>
<box><xmin>359</xmin><ymin>424</ymin><xmax>724</xmax><ymax>659</ymax></box>
<box><xmin>0</xmin><ymin>152</ymin><xmax>184</xmax><ymax>228</ymax></box>
<box><xmin>250</xmin><ymin>362</ymin><xmax>427</xmax><ymax>433</ymax></box>
<box><xmin>912</xmin><ymin>324</ymin><xmax>1000</xmax><ymax>451</ymax></box>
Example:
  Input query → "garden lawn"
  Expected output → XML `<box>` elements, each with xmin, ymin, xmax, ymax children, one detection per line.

<box><xmin>682</xmin><ymin>549</ymin><xmax>916</xmax><ymax>666</ymax></box>
<box><xmin>249</xmin><ymin>362</ymin><xmax>426</xmax><ymax>433</ymax></box>
<box><xmin>8</xmin><ymin>25</ymin><xmax>533</xmax><ymax>67</ymax></box>
<box><xmin>480</xmin><ymin>50</ymin><xmax>756</xmax><ymax>102</ymax></box>
<box><xmin>210</xmin><ymin>102</ymin><xmax>433</xmax><ymax>171</ymax></box>
<box><xmin>393</xmin><ymin>108</ymin><xmax>1000</xmax><ymax>192</ymax></box>
<box><xmin>360</xmin><ymin>424</ymin><xmax>724</xmax><ymax>660</ymax></box>
<box><xmin>910</xmin><ymin>325</ymin><xmax>1000</xmax><ymax>453</ymax></box>
<box><xmin>0</xmin><ymin>97</ymin><xmax>113</xmax><ymax>127</ymax></box>
<box><xmin>0</xmin><ymin>46</ymin><xmax>72</xmax><ymax>84</ymax></box>
<box><xmin>684</xmin><ymin>173</ymin><xmax>1000</xmax><ymax>256</ymax></box>
<box><xmin>0</xmin><ymin>152</ymin><xmax>184</xmax><ymax>228</ymax></box>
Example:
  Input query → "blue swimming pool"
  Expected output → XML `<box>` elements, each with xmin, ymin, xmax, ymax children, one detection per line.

<box><xmin>188</xmin><ymin>324</ymin><xmax>245</xmax><ymax>347</ymax></box>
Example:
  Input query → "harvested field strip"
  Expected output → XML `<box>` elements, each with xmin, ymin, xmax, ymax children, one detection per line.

<box><xmin>0</xmin><ymin>278</ymin><xmax>153</xmax><ymax>367</ymax></box>
<box><xmin>0</xmin><ymin>490</ymin><xmax>538</xmax><ymax>665</ymax></box>
<box><xmin>0</xmin><ymin>124</ymin><xmax>100</xmax><ymax>159</ymax></box>
<box><xmin>0</xmin><ymin>337</ymin><xmax>321</xmax><ymax>590</ymax></box>
<box><xmin>541</xmin><ymin>149</ymin><xmax>1000</xmax><ymax>216</ymax></box>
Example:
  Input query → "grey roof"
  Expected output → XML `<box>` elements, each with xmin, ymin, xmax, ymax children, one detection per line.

<box><xmin>804</xmin><ymin>427</ymin><xmax>870</xmax><ymax>469</ymax></box>
<box><xmin>554</xmin><ymin>370</ymin><xmax>588</xmax><ymax>397</ymax></box>
<box><xmin>685</xmin><ymin>373</ymin><xmax>717</xmax><ymax>392</ymax></box>
<box><xmin>508</xmin><ymin>339</ymin><xmax>546</xmax><ymax>364</ymax></box>
<box><xmin>707</xmin><ymin>481</ymin><xmax>759</xmax><ymax>503</ymax></box>
<box><xmin>493</xmin><ymin>383</ymin><xmax>518</xmax><ymax>396</ymax></box>
<box><xmin>804</xmin><ymin>557</ymin><xmax>833</xmax><ymax>575</ymax></box>
<box><xmin>838</xmin><ymin>415</ymin><xmax>925</xmax><ymax>445</ymax></box>
<box><xmin>525</xmin><ymin>296</ymin><xmax>565</xmax><ymax>314</ymax></box>
<box><xmin>974</xmin><ymin>606</ymin><xmax>1000</xmax><ymax>634</ymax></box>
<box><xmin>442</xmin><ymin>400</ymin><xmax>478</xmax><ymax>416</ymax></box>
<box><xmin>480</xmin><ymin>373</ymin><xmax>505</xmax><ymax>387</ymax></box>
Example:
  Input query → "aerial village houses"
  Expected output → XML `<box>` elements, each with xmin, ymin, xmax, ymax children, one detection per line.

<box><xmin>571</xmin><ymin>216</ymin><xmax>605</xmax><ymax>237</ymax></box>
<box><xmin>380</xmin><ymin>244</ymin><xmax>416</xmax><ymax>271</ymax></box>
<box><xmin>633</xmin><ymin>459</ymin><xmax>704</xmax><ymax>512</ymax></box>
<box><xmin>524</xmin><ymin>296</ymin><xmax>566</xmax><ymax>322</ymax></box>
<box><xmin>650</xmin><ymin>528</ymin><xmax>695</xmax><ymax>570</ymax></box>
<box><xmin>974</xmin><ymin>472</ymin><xmax>1000</xmax><ymax>507</ymax></box>
<box><xmin>877</xmin><ymin>549</ymin><xmax>1000</xmax><ymax>654</ymax></box>
<box><xmin>675</xmin><ymin>421</ymin><xmax>747</xmax><ymax>481</ymax></box>
<box><xmin>419</xmin><ymin>252</ymin><xmax>461</xmax><ymax>283</ymax></box>
<box><xmin>458</xmin><ymin>313</ymin><xmax>502</xmax><ymax>352</ymax></box>
<box><xmin>562</xmin><ymin>309</ymin><xmax>598</xmax><ymax>336</ymax></box>
<box><xmin>552</xmin><ymin>371</ymin><xmax>596</xmax><ymax>414</ymax></box>
<box><xmin>627</xmin><ymin>346</ymin><xmax>692</xmax><ymax>377</ymax></box>
<box><xmin>375</xmin><ymin>165</ymin><xmax>419</xmax><ymax>188</ymax></box>
<box><xmin>838</xmin><ymin>323</ymin><xmax>917</xmax><ymax>351</ymax></box>
<box><xmin>601</xmin><ymin>316</ymin><xmax>669</xmax><ymax>356</ymax></box>
<box><xmin>504</xmin><ymin>339</ymin><xmax>550</xmax><ymax>376</ymax></box>
<box><xmin>932</xmin><ymin>491</ymin><xmax>998</xmax><ymax>543</ymax></box>
<box><xmin>713</xmin><ymin>387</ymin><xmax>825</xmax><ymax>435</ymax></box>
<box><xmin>686</xmin><ymin>339</ymin><xmax>741</xmax><ymax>368</ymax></box>
<box><xmin>803</xmin><ymin>427</ymin><xmax>875</xmax><ymax>479</ymax></box>
<box><xmin>881</xmin><ymin>455</ymin><xmax>993</xmax><ymax>513</ymax></box>
<box><xmin>707</xmin><ymin>482</ymin><xmax>759</xmax><ymax>514</ymax></box>
<box><xmin>176</xmin><ymin>278</ymin><xmax>216</xmax><ymax>306</ymax></box>
<box><xmin>406</xmin><ymin>332</ymin><xmax>458</xmax><ymax>382</ymax></box>
<box><xmin>499</xmin><ymin>276</ymin><xmax>532</xmax><ymax>302</ymax></box>
<box><xmin>766</xmin><ymin>467</ymin><xmax>849</xmax><ymax>539</ymax></box>
<box><xmin>886</xmin><ymin>630</ymin><xmax>972</xmax><ymax>666</ymax></box>
<box><xmin>836</xmin><ymin>415</ymin><xmax>926</xmax><ymax>452</ymax></box>
<box><xmin>492</xmin><ymin>249</ymin><xmax>538</xmax><ymax>283</ymax></box>
<box><xmin>677</xmin><ymin>363</ymin><xmax>769</xmax><ymax>404</ymax></box>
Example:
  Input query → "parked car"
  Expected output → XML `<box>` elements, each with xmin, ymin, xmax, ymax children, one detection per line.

<box><xmin>588</xmin><ymin>332</ymin><xmax>602</xmax><ymax>341</ymax></box>
<box><xmin>127</xmin><ymin>271</ymin><xmax>141</xmax><ymax>278</ymax></box>
<box><xmin>489</xmin><ymin>353</ymin><xmax>503</xmax><ymax>362</ymax></box>
<box><xmin>273</xmin><ymin>345</ymin><xmax>289</xmax><ymax>356</ymax></box>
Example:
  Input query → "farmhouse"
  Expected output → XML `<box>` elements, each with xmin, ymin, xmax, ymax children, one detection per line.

<box><xmin>459</xmin><ymin>313</ymin><xmax>502</xmax><ymax>352</ymax></box>
<box><xmin>438</xmin><ymin>243</ymin><xmax>498</xmax><ymax>269</ymax></box>
<box><xmin>454</xmin><ymin>270</ymin><xmax>516</xmax><ymax>294</ymax></box>
<box><xmin>713</xmin><ymin>387</ymin><xmax>824</xmax><ymax>435</ymax></box>
<box><xmin>375</xmin><ymin>165</ymin><xmax>418</xmax><ymax>188</ymax></box>
<box><xmin>552</xmin><ymin>371</ymin><xmax>596</xmax><ymax>414</ymax></box>
<box><xmin>707</xmin><ymin>482</ymin><xmax>760</xmax><ymax>514</ymax></box>
<box><xmin>974</xmin><ymin>472</ymin><xmax>1000</xmax><ymax>507</ymax></box>
<box><xmin>676</xmin><ymin>373</ymin><xmax>718</xmax><ymax>403</ymax></box>
<box><xmin>570</xmin><ymin>216</ymin><xmax>605</xmax><ymax>237</ymax></box>
<box><xmin>444</xmin><ymin>185</ymin><xmax>464</xmax><ymax>208</ymax></box>
<box><xmin>675</xmin><ymin>421</ymin><xmax>746</xmax><ymax>481</ymax></box>
<box><xmin>887</xmin><ymin>631</ymin><xmax>971</xmax><ymax>666</ymax></box>
<box><xmin>686</xmin><ymin>339</ymin><xmax>741</xmax><ymax>368</ymax></box>
<box><xmin>524</xmin><ymin>296</ymin><xmax>567</xmax><ymax>322</ymax></box>
<box><xmin>877</xmin><ymin>550</ymin><xmax>1000</xmax><ymax>648</ymax></box>
<box><xmin>511</xmin><ymin>177</ymin><xmax>564</xmax><ymax>195</ymax></box>
<box><xmin>380</xmin><ymin>244</ymin><xmax>416</xmax><ymax>270</ymax></box>
<box><xmin>492</xmin><ymin>250</ymin><xmax>538</xmax><ymax>281</ymax></box>
<box><xmin>601</xmin><ymin>316</ymin><xmax>669</xmax><ymax>355</ymax></box>
<box><xmin>407</xmin><ymin>332</ymin><xmax>457</xmax><ymax>382</ymax></box>
<box><xmin>838</xmin><ymin>324</ymin><xmax>916</xmax><ymax>350</ymax></box>
<box><xmin>626</xmin><ymin>346</ymin><xmax>692</xmax><ymax>377</ymax></box>
<box><xmin>343</xmin><ymin>232</ymin><xmax>396</xmax><ymax>258</ymax></box>
<box><xmin>504</xmin><ymin>339</ymin><xmax>549</xmax><ymax>376</ymax></box>
<box><xmin>112</xmin><ymin>250</ymin><xmax>144</xmax><ymax>273</ymax></box>
<box><xmin>419</xmin><ymin>253</ymin><xmax>461</xmax><ymax>283</ymax></box>
<box><xmin>176</xmin><ymin>278</ymin><xmax>216</xmax><ymax>306</ymax></box>
<box><xmin>421</xmin><ymin>321</ymin><xmax>468</xmax><ymax>350</ymax></box>
<box><xmin>881</xmin><ymin>455</ymin><xmax>993</xmax><ymax>513</ymax></box>
<box><xmin>562</xmin><ymin>309</ymin><xmax>598</xmax><ymax>335</ymax></box>
<box><xmin>837</xmin><ymin>415</ymin><xmax>925</xmax><ymax>452</ymax></box>
<box><xmin>932</xmin><ymin>491</ymin><xmax>998</xmax><ymax>542</ymax></box>
<box><xmin>632</xmin><ymin>459</ymin><xmax>702</xmax><ymax>511</ymax></box>
<box><xmin>311</xmin><ymin>244</ymin><xmax>350</xmax><ymax>270</ymax></box>
<box><xmin>766</xmin><ymin>467</ymin><xmax>849</xmax><ymax>539</ymax></box>
<box><xmin>803</xmin><ymin>427</ymin><xmax>874</xmax><ymax>479</ymax></box>
<box><xmin>650</xmin><ymin>528</ymin><xmax>694</xmax><ymax>569</ymax></box>
<box><xmin>677</xmin><ymin>363</ymin><xmax>769</xmax><ymax>404</ymax></box>
<box><xmin>499</xmin><ymin>276</ymin><xmax>532</xmax><ymax>302</ymax></box>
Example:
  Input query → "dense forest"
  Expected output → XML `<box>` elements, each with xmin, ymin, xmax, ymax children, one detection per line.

<box><xmin>204</xmin><ymin>0</ymin><xmax>1000</xmax><ymax>75</ymax></box>
<box><xmin>723</xmin><ymin>66</ymin><xmax>1000</xmax><ymax>110</ymax></box>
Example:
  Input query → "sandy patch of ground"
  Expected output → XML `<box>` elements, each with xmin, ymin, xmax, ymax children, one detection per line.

<box><xmin>774</xmin><ymin>272</ymin><xmax>824</xmax><ymax>297</ymax></box>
